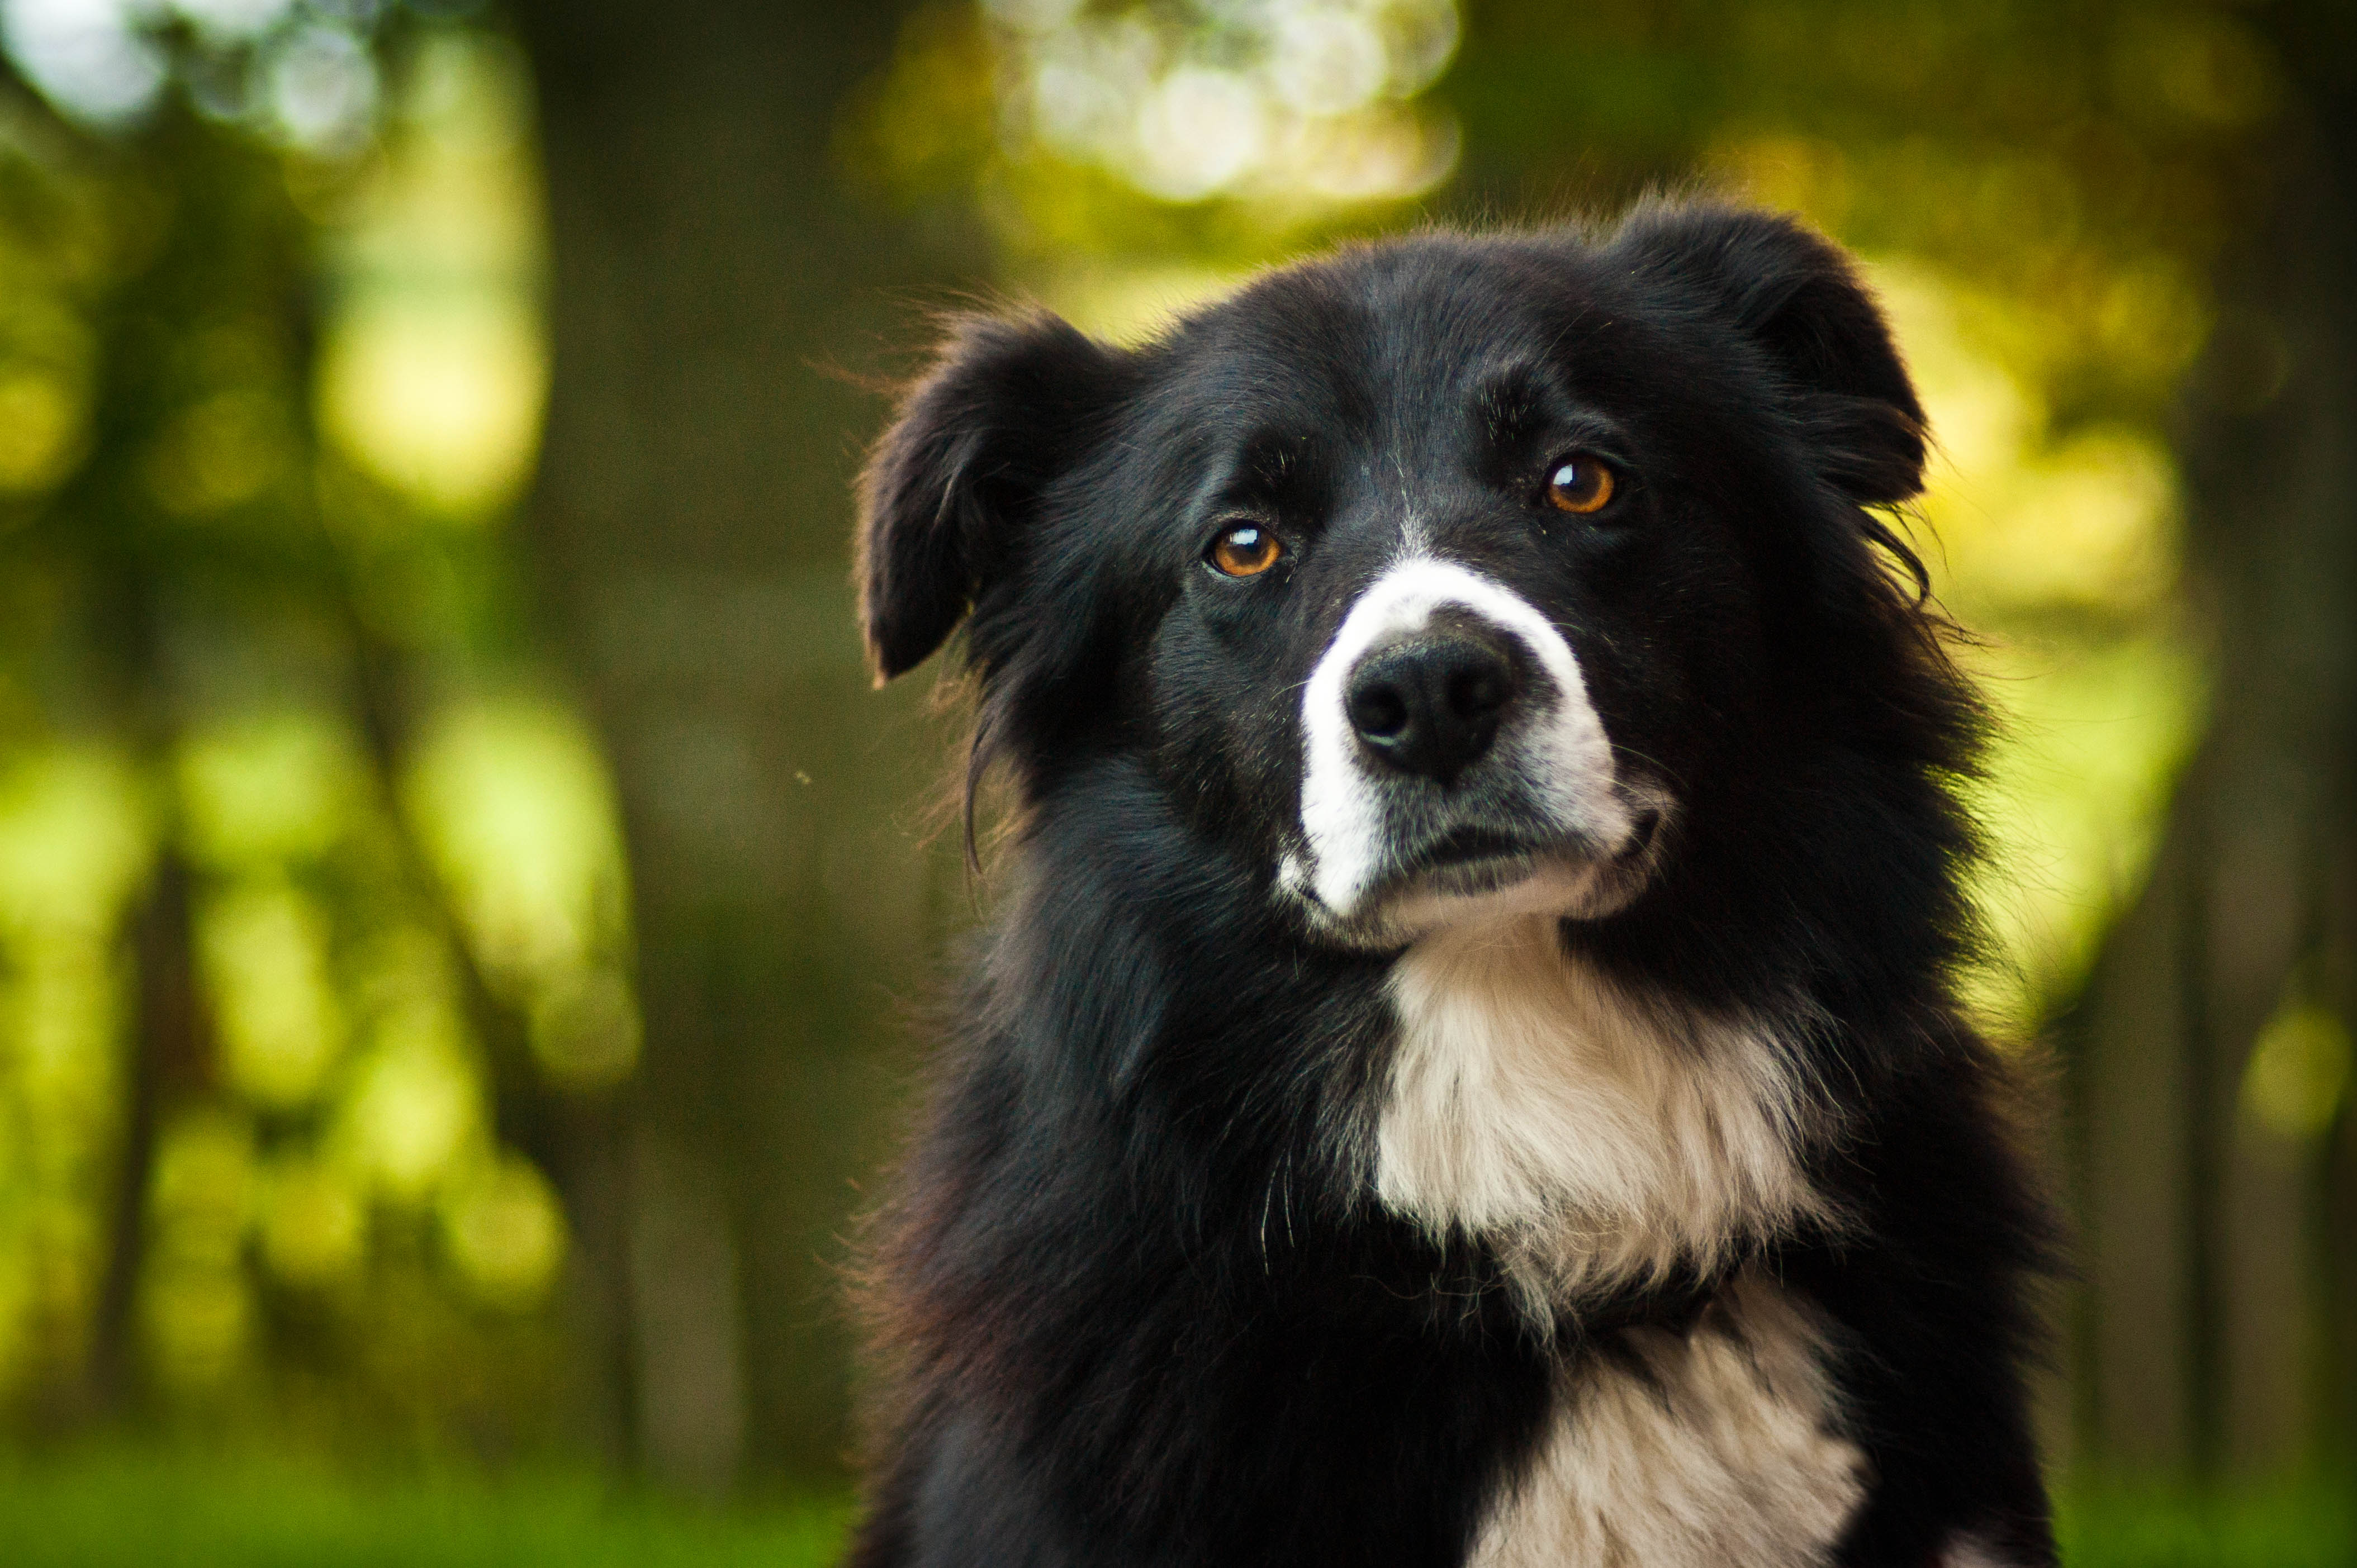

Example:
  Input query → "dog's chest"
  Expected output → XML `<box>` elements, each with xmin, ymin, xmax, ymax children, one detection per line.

<box><xmin>1471</xmin><ymin>1272</ymin><xmax>1866</xmax><ymax>1568</ymax></box>
<box><xmin>1372</xmin><ymin>915</ymin><xmax>1830</xmax><ymax>1310</ymax></box>
<box><xmin>1370</xmin><ymin>919</ymin><xmax>1863</xmax><ymax>1565</ymax></box>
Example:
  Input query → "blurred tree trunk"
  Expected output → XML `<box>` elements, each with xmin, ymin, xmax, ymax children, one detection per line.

<box><xmin>80</xmin><ymin>850</ymin><xmax>202</xmax><ymax>1421</ymax></box>
<box><xmin>2327</xmin><ymin>810</ymin><xmax>2357</xmax><ymax>1465</ymax></box>
<box><xmin>55</xmin><ymin>112</ymin><xmax>297</xmax><ymax>1430</ymax></box>
<box><xmin>2070</xmin><ymin>8</ymin><xmax>2357</xmax><ymax>1478</ymax></box>
<box><xmin>509</xmin><ymin>0</ymin><xmax>961</xmax><ymax>1487</ymax></box>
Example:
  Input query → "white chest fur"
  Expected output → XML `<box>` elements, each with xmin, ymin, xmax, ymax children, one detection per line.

<box><xmin>1373</xmin><ymin>914</ymin><xmax>1833</xmax><ymax>1317</ymax></box>
<box><xmin>1472</xmin><ymin>1271</ymin><xmax>1867</xmax><ymax>1568</ymax></box>
<box><xmin>1373</xmin><ymin>918</ymin><xmax>1870</xmax><ymax>1565</ymax></box>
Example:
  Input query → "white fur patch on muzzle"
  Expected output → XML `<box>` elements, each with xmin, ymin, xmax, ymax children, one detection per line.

<box><xmin>1283</xmin><ymin>558</ymin><xmax>1637</xmax><ymax>937</ymax></box>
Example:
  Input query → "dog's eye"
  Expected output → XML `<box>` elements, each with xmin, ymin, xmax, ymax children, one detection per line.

<box><xmin>1544</xmin><ymin>457</ymin><xmax>1616</xmax><ymax>515</ymax></box>
<box><xmin>1208</xmin><ymin>524</ymin><xmax>1284</xmax><ymax>578</ymax></box>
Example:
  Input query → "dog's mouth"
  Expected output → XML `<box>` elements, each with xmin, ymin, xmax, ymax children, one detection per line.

<box><xmin>1344</xmin><ymin>805</ymin><xmax>1664</xmax><ymax>916</ymax></box>
<box><xmin>1396</xmin><ymin>807</ymin><xmax>1661</xmax><ymax>885</ymax></box>
<box><xmin>1416</xmin><ymin>825</ymin><xmax>1537</xmax><ymax>873</ymax></box>
<box><xmin>1278</xmin><ymin>784</ymin><xmax>1673</xmax><ymax>948</ymax></box>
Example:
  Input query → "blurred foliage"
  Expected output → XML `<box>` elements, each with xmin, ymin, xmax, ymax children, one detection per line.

<box><xmin>836</xmin><ymin>0</ymin><xmax>1464</xmax><ymax>278</ymax></box>
<box><xmin>0</xmin><ymin>7</ymin><xmax>616</xmax><ymax>1448</ymax></box>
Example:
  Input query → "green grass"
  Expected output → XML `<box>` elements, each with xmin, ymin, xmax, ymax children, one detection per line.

<box><xmin>0</xmin><ymin>1451</ymin><xmax>852</xmax><ymax>1568</ymax></box>
<box><xmin>1</xmin><ymin>1449</ymin><xmax>2350</xmax><ymax>1565</ymax></box>
<box><xmin>2059</xmin><ymin>1480</ymin><xmax>2355</xmax><ymax>1568</ymax></box>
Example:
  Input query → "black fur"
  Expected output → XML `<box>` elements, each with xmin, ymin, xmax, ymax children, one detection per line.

<box><xmin>846</xmin><ymin>203</ymin><xmax>2057</xmax><ymax>1568</ymax></box>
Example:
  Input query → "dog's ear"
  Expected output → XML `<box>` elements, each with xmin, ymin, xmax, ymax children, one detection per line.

<box><xmin>1611</xmin><ymin>202</ymin><xmax>1927</xmax><ymax>505</ymax></box>
<box><xmin>858</xmin><ymin>312</ymin><xmax>1127</xmax><ymax>682</ymax></box>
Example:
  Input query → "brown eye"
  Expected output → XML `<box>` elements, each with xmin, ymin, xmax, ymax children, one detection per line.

<box><xmin>1208</xmin><ymin>524</ymin><xmax>1283</xmax><ymax>578</ymax></box>
<box><xmin>1544</xmin><ymin>457</ymin><xmax>1616</xmax><ymax>515</ymax></box>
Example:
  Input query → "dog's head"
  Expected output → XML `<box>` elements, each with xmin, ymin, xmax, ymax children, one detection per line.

<box><xmin>860</xmin><ymin>205</ymin><xmax>1942</xmax><ymax>949</ymax></box>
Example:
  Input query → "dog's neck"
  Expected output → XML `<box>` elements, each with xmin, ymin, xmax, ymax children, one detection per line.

<box><xmin>1372</xmin><ymin>913</ymin><xmax>1837</xmax><ymax>1323</ymax></box>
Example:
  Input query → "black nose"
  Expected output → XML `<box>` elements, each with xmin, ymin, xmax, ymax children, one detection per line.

<box><xmin>1345</xmin><ymin>633</ymin><xmax>1518</xmax><ymax>785</ymax></box>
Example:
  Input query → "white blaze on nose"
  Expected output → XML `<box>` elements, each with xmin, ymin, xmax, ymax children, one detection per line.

<box><xmin>1293</xmin><ymin>558</ymin><xmax>1629</xmax><ymax>919</ymax></box>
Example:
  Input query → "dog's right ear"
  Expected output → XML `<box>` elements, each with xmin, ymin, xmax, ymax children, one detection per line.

<box><xmin>858</xmin><ymin>313</ymin><xmax>1126</xmax><ymax>683</ymax></box>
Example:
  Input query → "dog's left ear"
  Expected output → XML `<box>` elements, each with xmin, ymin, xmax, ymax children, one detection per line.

<box><xmin>858</xmin><ymin>312</ymin><xmax>1128</xmax><ymax>683</ymax></box>
<box><xmin>1611</xmin><ymin>202</ymin><xmax>1927</xmax><ymax>505</ymax></box>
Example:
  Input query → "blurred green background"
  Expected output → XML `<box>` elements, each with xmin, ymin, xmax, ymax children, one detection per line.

<box><xmin>0</xmin><ymin>0</ymin><xmax>2349</xmax><ymax>1562</ymax></box>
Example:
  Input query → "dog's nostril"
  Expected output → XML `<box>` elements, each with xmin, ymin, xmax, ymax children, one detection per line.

<box><xmin>1447</xmin><ymin>665</ymin><xmax>1511</xmax><ymax>721</ymax></box>
<box><xmin>1346</xmin><ymin>683</ymin><xmax>1411</xmax><ymax>740</ymax></box>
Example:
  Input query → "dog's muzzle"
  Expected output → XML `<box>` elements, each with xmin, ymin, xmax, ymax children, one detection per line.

<box><xmin>1283</xmin><ymin>558</ymin><xmax>1657</xmax><ymax>941</ymax></box>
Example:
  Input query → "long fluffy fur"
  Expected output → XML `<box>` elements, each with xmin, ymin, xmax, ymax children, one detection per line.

<box><xmin>847</xmin><ymin>202</ymin><xmax>2059</xmax><ymax>1568</ymax></box>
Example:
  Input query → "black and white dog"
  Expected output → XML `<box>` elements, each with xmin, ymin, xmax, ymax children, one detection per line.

<box><xmin>847</xmin><ymin>203</ymin><xmax>2056</xmax><ymax>1568</ymax></box>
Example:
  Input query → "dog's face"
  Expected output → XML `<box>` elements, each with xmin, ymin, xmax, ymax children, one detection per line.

<box><xmin>861</xmin><ymin>206</ymin><xmax>1928</xmax><ymax>949</ymax></box>
<box><xmin>1134</xmin><ymin>292</ymin><xmax>1691</xmax><ymax>946</ymax></box>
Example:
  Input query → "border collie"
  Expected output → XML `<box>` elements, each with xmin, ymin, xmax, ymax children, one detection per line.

<box><xmin>846</xmin><ymin>203</ymin><xmax>2057</xmax><ymax>1568</ymax></box>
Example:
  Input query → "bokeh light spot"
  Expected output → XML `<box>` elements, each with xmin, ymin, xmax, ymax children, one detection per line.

<box><xmin>257</xmin><ymin>1155</ymin><xmax>367</xmax><ymax>1286</ymax></box>
<box><xmin>199</xmin><ymin>880</ymin><xmax>347</xmax><ymax>1110</ymax></box>
<box><xmin>2242</xmin><ymin>1001</ymin><xmax>2352</xmax><ymax>1144</ymax></box>
<box><xmin>440</xmin><ymin>1154</ymin><xmax>565</xmax><ymax>1309</ymax></box>
<box><xmin>335</xmin><ymin>997</ymin><xmax>477</xmax><ymax>1200</ymax></box>
<box><xmin>178</xmin><ymin>712</ymin><xmax>361</xmax><ymax>869</ymax></box>
<box><xmin>0</xmin><ymin>373</ymin><xmax>87</xmax><ymax>492</ymax></box>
